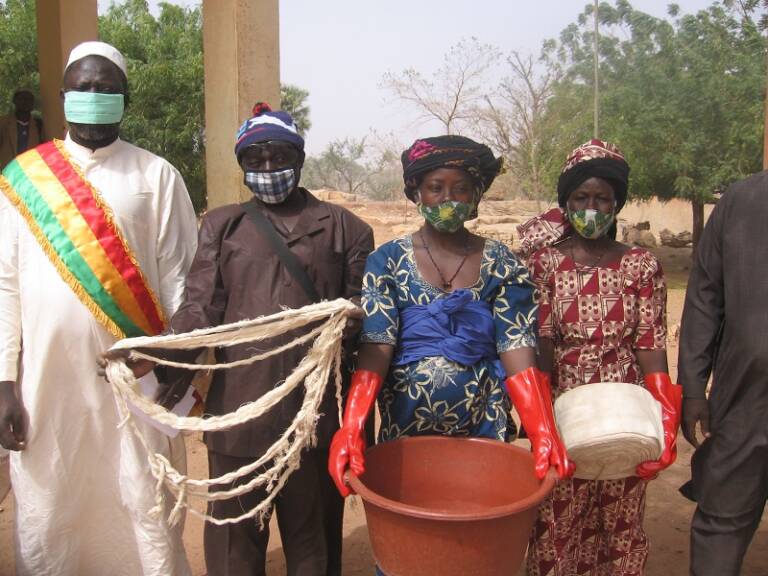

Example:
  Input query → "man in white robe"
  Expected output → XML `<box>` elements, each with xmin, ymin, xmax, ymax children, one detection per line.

<box><xmin>0</xmin><ymin>42</ymin><xmax>197</xmax><ymax>575</ymax></box>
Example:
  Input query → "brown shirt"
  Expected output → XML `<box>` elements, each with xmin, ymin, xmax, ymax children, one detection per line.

<box><xmin>0</xmin><ymin>113</ymin><xmax>44</xmax><ymax>169</ymax></box>
<box><xmin>168</xmin><ymin>189</ymin><xmax>374</xmax><ymax>456</ymax></box>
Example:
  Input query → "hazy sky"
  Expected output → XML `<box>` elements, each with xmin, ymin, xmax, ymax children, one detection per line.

<box><xmin>102</xmin><ymin>1</ymin><xmax>717</xmax><ymax>155</ymax></box>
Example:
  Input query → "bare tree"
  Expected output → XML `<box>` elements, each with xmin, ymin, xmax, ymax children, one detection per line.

<box><xmin>723</xmin><ymin>0</ymin><xmax>768</xmax><ymax>27</ymax></box>
<box><xmin>381</xmin><ymin>37</ymin><xmax>500</xmax><ymax>135</ymax></box>
<box><xmin>477</xmin><ymin>51</ymin><xmax>561</xmax><ymax>203</ymax></box>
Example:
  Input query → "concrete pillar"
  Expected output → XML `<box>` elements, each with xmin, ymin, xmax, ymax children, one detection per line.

<box><xmin>36</xmin><ymin>0</ymin><xmax>98</xmax><ymax>140</ymax></box>
<box><xmin>202</xmin><ymin>0</ymin><xmax>280</xmax><ymax>209</ymax></box>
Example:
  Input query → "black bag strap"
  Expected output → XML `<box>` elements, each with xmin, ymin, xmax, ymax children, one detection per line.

<box><xmin>241</xmin><ymin>200</ymin><xmax>321</xmax><ymax>303</ymax></box>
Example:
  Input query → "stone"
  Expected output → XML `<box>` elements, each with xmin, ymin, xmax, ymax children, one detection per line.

<box><xmin>637</xmin><ymin>230</ymin><xmax>657</xmax><ymax>248</ymax></box>
<box><xmin>625</xmin><ymin>228</ymin><xmax>657</xmax><ymax>248</ymax></box>
<box><xmin>659</xmin><ymin>228</ymin><xmax>692</xmax><ymax>248</ymax></box>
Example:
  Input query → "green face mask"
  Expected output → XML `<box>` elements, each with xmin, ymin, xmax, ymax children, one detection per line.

<box><xmin>567</xmin><ymin>207</ymin><xmax>616</xmax><ymax>239</ymax></box>
<box><xmin>418</xmin><ymin>200</ymin><xmax>475</xmax><ymax>233</ymax></box>
<box><xmin>64</xmin><ymin>91</ymin><xmax>124</xmax><ymax>125</ymax></box>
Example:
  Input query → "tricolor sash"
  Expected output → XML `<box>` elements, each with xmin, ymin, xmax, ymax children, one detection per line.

<box><xmin>0</xmin><ymin>139</ymin><xmax>166</xmax><ymax>339</ymax></box>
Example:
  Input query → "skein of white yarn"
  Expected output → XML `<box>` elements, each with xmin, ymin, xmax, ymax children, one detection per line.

<box><xmin>106</xmin><ymin>298</ymin><xmax>357</xmax><ymax>526</ymax></box>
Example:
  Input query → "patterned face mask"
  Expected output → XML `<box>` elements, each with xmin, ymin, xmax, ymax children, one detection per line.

<box><xmin>244</xmin><ymin>168</ymin><xmax>296</xmax><ymax>204</ymax></box>
<box><xmin>418</xmin><ymin>200</ymin><xmax>475</xmax><ymax>233</ymax></box>
<box><xmin>567</xmin><ymin>207</ymin><xmax>616</xmax><ymax>239</ymax></box>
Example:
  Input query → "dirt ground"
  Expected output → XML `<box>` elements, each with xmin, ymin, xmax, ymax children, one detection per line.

<box><xmin>0</xmin><ymin>199</ymin><xmax>765</xmax><ymax>575</ymax></box>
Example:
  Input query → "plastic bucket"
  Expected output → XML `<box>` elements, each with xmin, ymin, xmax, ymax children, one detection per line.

<box><xmin>348</xmin><ymin>436</ymin><xmax>555</xmax><ymax>576</ymax></box>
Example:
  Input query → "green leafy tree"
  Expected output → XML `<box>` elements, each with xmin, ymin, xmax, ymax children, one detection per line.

<box><xmin>280</xmin><ymin>83</ymin><xmax>311</xmax><ymax>136</ymax></box>
<box><xmin>543</xmin><ymin>1</ymin><xmax>765</xmax><ymax>246</ymax></box>
<box><xmin>100</xmin><ymin>0</ymin><xmax>206</xmax><ymax>212</ymax></box>
<box><xmin>99</xmin><ymin>2</ymin><xmax>313</xmax><ymax>213</ymax></box>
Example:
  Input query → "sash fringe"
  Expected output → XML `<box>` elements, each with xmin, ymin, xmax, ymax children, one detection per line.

<box><xmin>0</xmin><ymin>173</ymin><xmax>126</xmax><ymax>339</ymax></box>
<box><xmin>52</xmin><ymin>140</ymin><xmax>167</xmax><ymax>330</ymax></box>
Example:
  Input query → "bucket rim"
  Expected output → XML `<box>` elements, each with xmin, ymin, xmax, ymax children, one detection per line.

<box><xmin>347</xmin><ymin>436</ymin><xmax>556</xmax><ymax>522</ymax></box>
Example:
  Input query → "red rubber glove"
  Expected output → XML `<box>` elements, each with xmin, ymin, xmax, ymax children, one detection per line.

<box><xmin>636</xmin><ymin>372</ymin><xmax>682</xmax><ymax>480</ymax></box>
<box><xmin>536</xmin><ymin>371</ymin><xmax>555</xmax><ymax>431</ymax></box>
<box><xmin>505</xmin><ymin>367</ymin><xmax>574</xmax><ymax>481</ymax></box>
<box><xmin>328</xmin><ymin>370</ymin><xmax>383</xmax><ymax>497</ymax></box>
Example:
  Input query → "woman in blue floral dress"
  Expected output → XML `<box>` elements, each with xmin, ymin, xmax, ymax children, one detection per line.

<box><xmin>362</xmin><ymin>234</ymin><xmax>534</xmax><ymax>442</ymax></box>
<box><xmin>329</xmin><ymin>136</ymin><xmax>573</xmax><ymax>501</ymax></box>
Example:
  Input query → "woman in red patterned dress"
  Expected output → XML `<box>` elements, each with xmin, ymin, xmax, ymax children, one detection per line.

<box><xmin>518</xmin><ymin>140</ymin><xmax>682</xmax><ymax>576</ymax></box>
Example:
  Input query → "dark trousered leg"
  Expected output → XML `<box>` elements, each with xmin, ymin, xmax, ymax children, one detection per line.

<box><xmin>204</xmin><ymin>449</ymin><xmax>334</xmax><ymax>576</ymax></box>
<box><xmin>310</xmin><ymin>448</ymin><xmax>344</xmax><ymax>576</ymax></box>
<box><xmin>690</xmin><ymin>502</ymin><xmax>766</xmax><ymax>576</ymax></box>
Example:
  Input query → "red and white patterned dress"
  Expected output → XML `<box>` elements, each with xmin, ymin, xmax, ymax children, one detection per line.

<box><xmin>525</xmin><ymin>245</ymin><xmax>667</xmax><ymax>576</ymax></box>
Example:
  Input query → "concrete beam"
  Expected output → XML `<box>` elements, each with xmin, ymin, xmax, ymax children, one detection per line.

<box><xmin>36</xmin><ymin>0</ymin><xmax>98</xmax><ymax>140</ymax></box>
<box><xmin>203</xmin><ymin>0</ymin><xmax>281</xmax><ymax>209</ymax></box>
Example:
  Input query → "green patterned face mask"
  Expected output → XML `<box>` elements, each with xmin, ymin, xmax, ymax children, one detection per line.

<box><xmin>418</xmin><ymin>201</ymin><xmax>475</xmax><ymax>233</ymax></box>
<box><xmin>567</xmin><ymin>207</ymin><xmax>616</xmax><ymax>239</ymax></box>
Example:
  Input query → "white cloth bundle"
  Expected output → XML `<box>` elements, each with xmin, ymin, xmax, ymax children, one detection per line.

<box><xmin>554</xmin><ymin>382</ymin><xmax>664</xmax><ymax>480</ymax></box>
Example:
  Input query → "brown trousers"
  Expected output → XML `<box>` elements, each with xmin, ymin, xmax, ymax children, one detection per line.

<box><xmin>204</xmin><ymin>449</ymin><xmax>343</xmax><ymax>576</ymax></box>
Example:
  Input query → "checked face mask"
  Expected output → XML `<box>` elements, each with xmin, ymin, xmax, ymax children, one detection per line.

<box><xmin>244</xmin><ymin>168</ymin><xmax>296</xmax><ymax>204</ymax></box>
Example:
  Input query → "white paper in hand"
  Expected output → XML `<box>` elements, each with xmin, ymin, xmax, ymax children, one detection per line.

<box><xmin>127</xmin><ymin>372</ymin><xmax>196</xmax><ymax>438</ymax></box>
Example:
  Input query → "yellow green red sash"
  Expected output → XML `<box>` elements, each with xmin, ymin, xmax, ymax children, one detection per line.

<box><xmin>0</xmin><ymin>140</ymin><xmax>166</xmax><ymax>339</ymax></box>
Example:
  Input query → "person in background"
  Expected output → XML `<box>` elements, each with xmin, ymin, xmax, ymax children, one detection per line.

<box><xmin>0</xmin><ymin>89</ymin><xmax>44</xmax><ymax>169</ymax></box>
<box><xmin>0</xmin><ymin>41</ymin><xmax>197</xmax><ymax>575</ymax></box>
<box><xmin>518</xmin><ymin>139</ymin><xmax>681</xmax><ymax>576</ymax></box>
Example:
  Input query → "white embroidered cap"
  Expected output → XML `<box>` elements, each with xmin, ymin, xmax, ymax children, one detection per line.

<box><xmin>66</xmin><ymin>41</ymin><xmax>127</xmax><ymax>77</ymax></box>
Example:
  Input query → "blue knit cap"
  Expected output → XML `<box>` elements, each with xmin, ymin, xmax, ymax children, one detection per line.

<box><xmin>234</xmin><ymin>102</ymin><xmax>305</xmax><ymax>159</ymax></box>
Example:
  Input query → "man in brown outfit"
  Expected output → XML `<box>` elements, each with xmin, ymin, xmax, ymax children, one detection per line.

<box><xmin>158</xmin><ymin>104</ymin><xmax>374</xmax><ymax>576</ymax></box>
<box><xmin>0</xmin><ymin>90</ymin><xmax>44</xmax><ymax>169</ymax></box>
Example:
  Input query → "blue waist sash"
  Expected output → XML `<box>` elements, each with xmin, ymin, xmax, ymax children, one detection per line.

<box><xmin>393</xmin><ymin>288</ymin><xmax>504</xmax><ymax>377</ymax></box>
